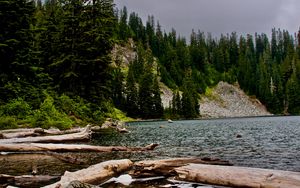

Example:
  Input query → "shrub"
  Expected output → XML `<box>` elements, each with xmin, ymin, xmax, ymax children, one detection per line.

<box><xmin>55</xmin><ymin>95</ymin><xmax>93</xmax><ymax>123</ymax></box>
<box><xmin>106</xmin><ymin>108</ymin><xmax>134</xmax><ymax>122</ymax></box>
<box><xmin>30</xmin><ymin>94</ymin><xmax>73</xmax><ymax>129</ymax></box>
<box><xmin>0</xmin><ymin>98</ymin><xmax>32</xmax><ymax>119</ymax></box>
<box><xmin>0</xmin><ymin>116</ymin><xmax>18</xmax><ymax>129</ymax></box>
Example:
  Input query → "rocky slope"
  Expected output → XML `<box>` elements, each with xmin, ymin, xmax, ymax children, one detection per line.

<box><xmin>161</xmin><ymin>81</ymin><xmax>271</xmax><ymax>118</ymax></box>
<box><xmin>199</xmin><ymin>82</ymin><xmax>271</xmax><ymax>118</ymax></box>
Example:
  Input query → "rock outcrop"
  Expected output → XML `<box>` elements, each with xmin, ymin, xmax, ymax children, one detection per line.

<box><xmin>200</xmin><ymin>82</ymin><xmax>271</xmax><ymax>118</ymax></box>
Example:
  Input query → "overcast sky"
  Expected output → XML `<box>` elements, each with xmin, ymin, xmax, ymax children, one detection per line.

<box><xmin>114</xmin><ymin>0</ymin><xmax>300</xmax><ymax>39</ymax></box>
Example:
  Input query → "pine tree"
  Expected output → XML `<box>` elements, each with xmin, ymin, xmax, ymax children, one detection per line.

<box><xmin>49</xmin><ymin>0</ymin><xmax>115</xmax><ymax>103</ymax></box>
<box><xmin>152</xmin><ymin>76</ymin><xmax>163</xmax><ymax>118</ymax></box>
<box><xmin>125</xmin><ymin>64</ymin><xmax>139</xmax><ymax>117</ymax></box>
<box><xmin>286</xmin><ymin>73</ymin><xmax>300</xmax><ymax>114</ymax></box>
<box><xmin>138</xmin><ymin>71</ymin><xmax>154</xmax><ymax>118</ymax></box>
<box><xmin>112</xmin><ymin>67</ymin><xmax>125</xmax><ymax>109</ymax></box>
<box><xmin>0</xmin><ymin>0</ymin><xmax>36</xmax><ymax>101</ymax></box>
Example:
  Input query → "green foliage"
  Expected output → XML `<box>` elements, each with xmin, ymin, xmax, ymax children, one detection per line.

<box><xmin>0</xmin><ymin>98</ymin><xmax>32</xmax><ymax>119</ymax></box>
<box><xmin>106</xmin><ymin>108</ymin><xmax>134</xmax><ymax>122</ymax></box>
<box><xmin>30</xmin><ymin>94</ymin><xmax>73</xmax><ymax>129</ymax></box>
<box><xmin>0</xmin><ymin>116</ymin><xmax>18</xmax><ymax>130</ymax></box>
<box><xmin>55</xmin><ymin>95</ymin><xmax>92</xmax><ymax>122</ymax></box>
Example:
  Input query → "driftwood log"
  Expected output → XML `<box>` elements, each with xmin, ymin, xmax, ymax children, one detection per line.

<box><xmin>0</xmin><ymin>174</ymin><xmax>59</xmax><ymax>187</ymax></box>
<box><xmin>0</xmin><ymin>143</ymin><xmax>158</xmax><ymax>152</ymax></box>
<box><xmin>43</xmin><ymin>159</ymin><xmax>133</xmax><ymax>188</ymax></box>
<box><xmin>129</xmin><ymin>158</ymin><xmax>232</xmax><ymax>178</ymax></box>
<box><xmin>0</xmin><ymin>125</ymin><xmax>92</xmax><ymax>144</ymax></box>
<box><xmin>175</xmin><ymin>164</ymin><xmax>300</xmax><ymax>188</ymax></box>
<box><xmin>0</xmin><ymin>127</ymin><xmax>84</xmax><ymax>139</ymax></box>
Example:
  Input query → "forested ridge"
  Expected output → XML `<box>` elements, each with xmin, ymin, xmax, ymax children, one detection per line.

<box><xmin>0</xmin><ymin>0</ymin><xmax>300</xmax><ymax>129</ymax></box>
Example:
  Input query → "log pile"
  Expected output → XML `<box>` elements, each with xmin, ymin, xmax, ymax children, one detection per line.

<box><xmin>45</xmin><ymin>158</ymin><xmax>300</xmax><ymax>188</ymax></box>
<box><xmin>0</xmin><ymin>122</ymin><xmax>157</xmax><ymax>187</ymax></box>
<box><xmin>0</xmin><ymin>125</ymin><xmax>92</xmax><ymax>144</ymax></box>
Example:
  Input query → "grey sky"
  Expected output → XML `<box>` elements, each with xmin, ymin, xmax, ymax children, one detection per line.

<box><xmin>114</xmin><ymin>0</ymin><xmax>300</xmax><ymax>39</ymax></box>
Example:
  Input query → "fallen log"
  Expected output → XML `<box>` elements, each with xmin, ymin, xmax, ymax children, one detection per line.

<box><xmin>129</xmin><ymin>157</ymin><xmax>232</xmax><ymax>178</ymax></box>
<box><xmin>0</xmin><ymin>125</ymin><xmax>92</xmax><ymax>144</ymax></box>
<box><xmin>0</xmin><ymin>128</ymin><xmax>45</xmax><ymax>139</ymax></box>
<box><xmin>0</xmin><ymin>143</ymin><xmax>158</xmax><ymax>152</ymax></box>
<box><xmin>175</xmin><ymin>164</ymin><xmax>300</xmax><ymax>188</ymax></box>
<box><xmin>45</xmin><ymin>152</ymin><xmax>86</xmax><ymax>165</ymax></box>
<box><xmin>0</xmin><ymin>174</ymin><xmax>60</xmax><ymax>187</ymax></box>
<box><xmin>43</xmin><ymin>159</ymin><xmax>133</xmax><ymax>188</ymax></box>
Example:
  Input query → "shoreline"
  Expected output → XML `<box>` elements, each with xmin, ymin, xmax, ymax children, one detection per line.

<box><xmin>125</xmin><ymin>114</ymin><xmax>299</xmax><ymax>124</ymax></box>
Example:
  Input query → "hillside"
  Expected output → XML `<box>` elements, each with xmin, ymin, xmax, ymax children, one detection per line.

<box><xmin>200</xmin><ymin>82</ymin><xmax>271</xmax><ymax>118</ymax></box>
<box><xmin>113</xmin><ymin>42</ymin><xmax>272</xmax><ymax>119</ymax></box>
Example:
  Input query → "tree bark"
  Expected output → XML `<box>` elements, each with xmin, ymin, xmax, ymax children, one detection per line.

<box><xmin>0</xmin><ymin>143</ymin><xmax>158</xmax><ymax>152</ymax></box>
<box><xmin>129</xmin><ymin>157</ymin><xmax>232</xmax><ymax>178</ymax></box>
<box><xmin>43</xmin><ymin>159</ymin><xmax>133</xmax><ymax>188</ymax></box>
<box><xmin>175</xmin><ymin>164</ymin><xmax>300</xmax><ymax>188</ymax></box>
<box><xmin>0</xmin><ymin>125</ymin><xmax>92</xmax><ymax>144</ymax></box>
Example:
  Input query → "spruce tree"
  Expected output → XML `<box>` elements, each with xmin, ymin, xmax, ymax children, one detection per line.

<box><xmin>0</xmin><ymin>0</ymin><xmax>36</xmax><ymax>101</ymax></box>
<box><xmin>125</xmin><ymin>64</ymin><xmax>139</xmax><ymax>117</ymax></box>
<box><xmin>152</xmin><ymin>76</ymin><xmax>163</xmax><ymax>118</ymax></box>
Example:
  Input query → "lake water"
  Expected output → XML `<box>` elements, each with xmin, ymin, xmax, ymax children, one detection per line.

<box><xmin>94</xmin><ymin>116</ymin><xmax>300</xmax><ymax>172</ymax></box>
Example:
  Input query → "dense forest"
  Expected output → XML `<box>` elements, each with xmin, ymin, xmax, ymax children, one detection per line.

<box><xmin>0</xmin><ymin>0</ymin><xmax>300</xmax><ymax>129</ymax></box>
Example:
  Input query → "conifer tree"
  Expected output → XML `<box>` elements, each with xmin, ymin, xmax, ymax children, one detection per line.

<box><xmin>0</xmin><ymin>0</ymin><xmax>36</xmax><ymax>101</ymax></box>
<box><xmin>125</xmin><ymin>63</ymin><xmax>139</xmax><ymax>117</ymax></box>
<box><xmin>152</xmin><ymin>76</ymin><xmax>163</xmax><ymax>118</ymax></box>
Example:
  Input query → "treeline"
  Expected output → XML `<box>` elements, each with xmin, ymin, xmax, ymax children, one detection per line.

<box><xmin>1</xmin><ymin>1</ymin><xmax>300</xmax><ymax>129</ymax></box>
<box><xmin>0</xmin><ymin>0</ymin><xmax>121</xmax><ymax>129</ymax></box>
<box><xmin>115</xmin><ymin>6</ymin><xmax>300</xmax><ymax>115</ymax></box>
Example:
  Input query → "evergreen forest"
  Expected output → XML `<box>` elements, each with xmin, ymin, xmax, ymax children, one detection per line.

<box><xmin>1</xmin><ymin>0</ymin><xmax>300</xmax><ymax>129</ymax></box>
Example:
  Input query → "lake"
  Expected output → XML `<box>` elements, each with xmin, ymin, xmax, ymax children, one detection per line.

<box><xmin>94</xmin><ymin>116</ymin><xmax>300</xmax><ymax>172</ymax></box>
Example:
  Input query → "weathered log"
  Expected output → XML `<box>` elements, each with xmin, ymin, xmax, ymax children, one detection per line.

<box><xmin>0</xmin><ymin>143</ymin><xmax>158</xmax><ymax>152</ymax></box>
<box><xmin>129</xmin><ymin>157</ymin><xmax>232</xmax><ymax>178</ymax></box>
<box><xmin>0</xmin><ymin>128</ymin><xmax>44</xmax><ymax>134</ymax></box>
<box><xmin>0</xmin><ymin>128</ymin><xmax>44</xmax><ymax>139</ymax></box>
<box><xmin>175</xmin><ymin>164</ymin><xmax>300</xmax><ymax>188</ymax></box>
<box><xmin>1</xmin><ymin>127</ymin><xmax>85</xmax><ymax>139</ymax></box>
<box><xmin>0</xmin><ymin>174</ymin><xmax>60</xmax><ymax>187</ymax></box>
<box><xmin>45</xmin><ymin>152</ymin><xmax>86</xmax><ymax>165</ymax></box>
<box><xmin>43</xmin><ymin>159</ymin><xmax>133</xmax><ymax>188</ymax></box>
<box><xmin>0</xmin><ymin>125</ymin><xmax>92</xmax><ymax>144</ymax></box>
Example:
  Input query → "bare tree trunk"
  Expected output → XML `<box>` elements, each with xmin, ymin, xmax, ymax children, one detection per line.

<box><xmin>43</xmin><ymin>159</ymin><xmax>133</xmax><ymax>188</ymax></box>
<box><xmin>0</xmin><ymin>143</ymin><xmax>158</xmax><ymax>152</ymax></box>
<box><xmin>175</xmin><ymin>164</ymin><xmax>300</xmax><ymax>188</ymax></box>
